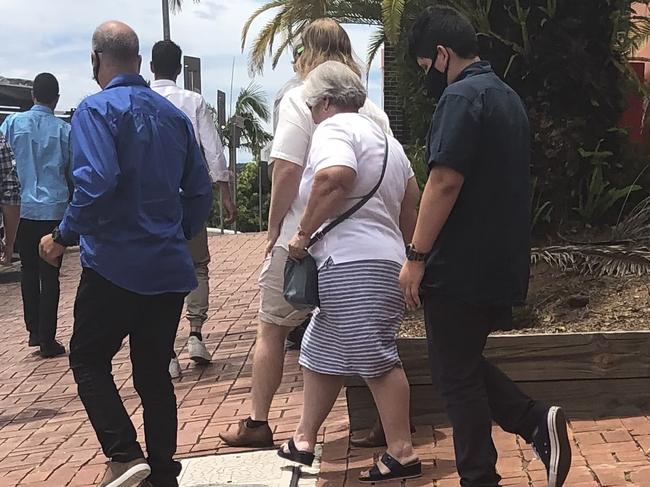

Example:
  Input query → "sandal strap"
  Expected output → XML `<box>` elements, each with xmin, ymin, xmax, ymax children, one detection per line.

<box><xmin>380</xmin><ymin>452</ymin><xmax>402</xmax><ymax>472</ymax></box>
<box><xmin>287</xmin><ymin>439</ymin><xmax>299</xmax><ymax>455</ymax></box>
<box><xmin>367</xmin><ymin>463</ymin><xmax>383</xmax><ymax>479</ymax></box>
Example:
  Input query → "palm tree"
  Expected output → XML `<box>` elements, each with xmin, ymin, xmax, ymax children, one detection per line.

<box><xmin>241</xmin><ymin>0</ymin><xmax>394</xmax><ymax>74</ymax></box>
<box><xmin>224</xmin><ymin>83</ymin><xmax>273</xmax><ymax>159</ymax></box>
<box><xmin>163</xmin><ymin>0</ymin><xmax>201</xmax><ymax>39</ymax></box>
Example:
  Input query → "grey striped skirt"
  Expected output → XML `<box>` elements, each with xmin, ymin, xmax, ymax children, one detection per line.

<box><xmin>299</xmin><ymin>259</ymin><xmax>405</xmax><ymax>379</ymax></box>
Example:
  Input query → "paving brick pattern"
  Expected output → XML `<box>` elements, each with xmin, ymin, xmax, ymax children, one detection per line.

<box><xmin>0</xmin><ymin>233</ymin><xmax>649</xmax><ymax>486</ymax></box>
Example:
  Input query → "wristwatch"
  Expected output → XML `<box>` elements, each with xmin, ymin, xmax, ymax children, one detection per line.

<box><xmin>406</xmin><ymin>243</ymin><xmax>427</xmax><ymax>262</ymax></box>
<box><xmin>51</xmin><ymin>227</ymin><xmax>69</xmax><ymax>247</ymax></box>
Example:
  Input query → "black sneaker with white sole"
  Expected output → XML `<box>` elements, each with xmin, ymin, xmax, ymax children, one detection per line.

<box><xmin>531</xmin><ymin>406</ymin><xmax>572</xmax><ymax>487</ymax></box>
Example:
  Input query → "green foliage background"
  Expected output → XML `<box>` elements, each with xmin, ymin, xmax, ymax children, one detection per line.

<box><xmin>393</xmin><ymin>0</ymin><xmax>650</xmax><ymax>230</ymax></box>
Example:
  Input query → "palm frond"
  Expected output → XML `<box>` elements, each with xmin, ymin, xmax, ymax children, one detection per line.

<box><xmin>381</xmin><ymin>0</ymin><xmax>406</xmax><ymax>44</ymax></box>
<box><xmin>367</xmin><ymin>28</ymin><xmax>386</xmax><ymax>69</ymax></box>
<box><xmin>241</xmin><ymin>0</ymin><xmax>288</xmax><ymax>51</ymax></box>
<box><xmin>235</xmin><ymin>83</ymin><xmax>271</xmax><ymax>123</ymax></box>
<box><xmin>531</xmin><ymin>244</ymin><xmax>650</xmax><ymax>276</ymax></box>
<box><xmin>168</xmin><ymin>0</ymin><xmax>200</xmax><ymax>14</ymax></box>
<box><xmin>613</xmin><ymin>196</ymin><xmax>650</xmax><ymax>242</ymax></box>
<box><xmin>243</xmin><ymin>0</ymin><xmax>383</xmax><ymax>74</ymax></box>
<box><xmin>248</xmin><ymin>14</ymin><xmax>285</xmax><ymax>74</ymax></box>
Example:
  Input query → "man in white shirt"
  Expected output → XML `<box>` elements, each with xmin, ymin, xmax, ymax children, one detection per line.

<box><xmin>150</xmin><ymin>40</ymin><xmax>236</xmax><ymax>378</ymax></box>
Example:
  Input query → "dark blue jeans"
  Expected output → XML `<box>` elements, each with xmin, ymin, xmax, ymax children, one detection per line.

<box><xmin>424</xmin><ymin>295</ymin><xmax>544</xmax><ymax>487</ymax></box>
<box><xmin>69</xmin><ymin>268</ymin><xmax>186</xmax><ymax>487</ymax></box>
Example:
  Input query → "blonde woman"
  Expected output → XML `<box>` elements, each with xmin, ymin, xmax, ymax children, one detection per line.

<box><xmin>220</xmin><ymin>18</ymin><xmax>392</xmax><ymax>448</ymax></box>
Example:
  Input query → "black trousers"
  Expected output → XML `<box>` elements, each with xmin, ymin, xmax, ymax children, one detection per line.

<box><xmin>17</xmin><ymin>219</ymin><xmax>61</xmax><ymax>345</ymax></box>
<box><xmin>69</xmin><ymin>268</ymin><xmax>186</xmax><ymax>487</ymax></box>
<box><xmin>423</xmin><ymin>295</ymin><xmax>545</xmax><ymax>487</ymax></box>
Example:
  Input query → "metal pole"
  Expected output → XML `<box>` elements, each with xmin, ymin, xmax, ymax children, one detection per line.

<box><xmin>230</xmin><ymin>127</ymin><xmax>237</xmax><ymax>234</ymax></box>
<box><xmin>258</xmin><ymin>157</ymin><xmax>263</xmax><ymax>233</ymax></box>
<box><xmin>162</xmin><ymin>0</ymin><xmax>171</xmax><ymax>40</ymax></box>
<box><xmin>219</xmin><ymin>190</ymin><xmax>224</xmax><ymax>234</ymax></box>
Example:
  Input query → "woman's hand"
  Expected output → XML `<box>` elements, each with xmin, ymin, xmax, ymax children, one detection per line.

<box><xmin>288</xmin><ymin>233</ymin><xmax>310</xmax><ymax>260</ymax></box>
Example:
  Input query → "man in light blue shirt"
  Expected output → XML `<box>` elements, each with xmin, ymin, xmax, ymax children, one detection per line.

<box><xmin>1</xmin><ymin>73</ymin><xmax>71</xmax><ymax>358</ymax></box>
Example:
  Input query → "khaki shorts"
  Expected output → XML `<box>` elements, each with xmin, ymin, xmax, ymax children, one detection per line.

<box><xmin>258</xmin><ymin>247</ymin><xmax>311</xmax><ymax>328</ymax></box>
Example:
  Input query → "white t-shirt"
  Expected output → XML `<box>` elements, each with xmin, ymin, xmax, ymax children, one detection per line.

<box><xmin>270</xmin><ymin>84</ymin><xmax>392</xmax><ymax>249</ymax></box>
<box><xmin>299</xmin><ymin>113</ymin><xmax>414</xmax><ymax>268</ymax></box>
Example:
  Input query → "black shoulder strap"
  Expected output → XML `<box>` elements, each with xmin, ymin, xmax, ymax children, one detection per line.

<box><xmin>309</xmin><ymin>133</ymin><xmax>389</xmax><ymax>247</ymax></box>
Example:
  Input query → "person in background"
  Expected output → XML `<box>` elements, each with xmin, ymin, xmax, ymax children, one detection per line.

<box><xmin>150</xmin><ymin>39</ymin><xmax>236</xmax><ymax>379</ymax></box>
<box><xmin>39</xmin><ymin>21</ymin><xmax>212</xmax><ymax>487</ymax></box>
<box><xmin>220</xmin><ymin>17</ymin><xmax>392</xmax><ymax>449</ymax></box>
<box><xmin>1</xmin><ymin>73</ymin><xmax>71</xmax><ymax>358</ymax></box>
<box><xmin>279</xmin><ymin>61</ymin><xmax>421</xmax><ymax>483</ymax></box>
<box><xmin>271</xmin><ymin>42</ymin><xmax>304</xmax><ymax>132</ymax></box>
<box><xmin>0</xmin><ymin>134</ymin><xmax>20</xmax><ymax>266</ymax></box>
<box><xmin>400</xmin><ymin>6</ymin><xmax>571</xmax><ymax>487</ymax></box>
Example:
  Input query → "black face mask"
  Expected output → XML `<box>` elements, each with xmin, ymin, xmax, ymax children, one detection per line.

<box><xmin>424</xmin><ymin>60</ymin><xmax>449</xmax><ymax>100</ymax></box>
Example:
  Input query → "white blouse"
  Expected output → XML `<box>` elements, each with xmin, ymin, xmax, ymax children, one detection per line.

<box><xmin>299</xmin><ymin>112</ymin><xmax>414</xmax><ymax>268</ymax></box>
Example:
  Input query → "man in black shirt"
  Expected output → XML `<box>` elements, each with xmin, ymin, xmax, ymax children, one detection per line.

<box><xmin>400</xmin><ymin>6</ymin><xmax>571</xmax><ymax>487</ymax></box>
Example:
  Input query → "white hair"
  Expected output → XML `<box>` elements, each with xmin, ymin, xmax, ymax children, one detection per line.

<box><xmin>303</xmin><ymin>61</ymin><xmax>367</xmax><ymax>110</ymax></box>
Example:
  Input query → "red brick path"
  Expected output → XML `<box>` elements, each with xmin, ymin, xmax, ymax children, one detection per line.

<box><xmin>1</xmin><ymin>233</ymin><xmax>649</xmax><ymax>486</ymax></box>
<box><xmin>0</xmin><ymin>234</ymin><xmax>344</xmax><ymax>486</ymax></box>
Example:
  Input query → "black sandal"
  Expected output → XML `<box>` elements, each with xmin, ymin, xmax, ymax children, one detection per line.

<box><xmin>277</xmin><ymin>439</ymin><xmax>315</xmax><ymax>467</ymax></box>
<box><xmin>359</xmin><ymin>452</ymin><xmax>422</xmax><ymax>483</ymax></box>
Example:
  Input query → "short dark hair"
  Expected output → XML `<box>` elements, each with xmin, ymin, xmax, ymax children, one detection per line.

<box><xmin>408</xmin><ymin>5</ymin><xmax>478</xmax><ymax>60</ymax></box>
<box><xmin>151</xmin><ymin>40</ymin><xmax>182</xmax><ymax>78</ymax></box>
<box><xmin>33</xmin><ymin>73</ymin><xmax>59</xmax><ymax>104</ymax></box>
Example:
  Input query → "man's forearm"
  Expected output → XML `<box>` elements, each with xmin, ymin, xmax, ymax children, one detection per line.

<box><xmin>217</xmin><ymin>181</ymin><xmax>232</xmax><ymax>201</ymax></box>
<box><xmin>1</xmin><ymin>204</ymin><xmax>19</xmax><ymax>246</ymax></box>
<box><xmin>267</xmin><ymin>160</ymin><xmax>302</xmax><ymax>233</ymax></box>
<box><xmin>411</xmin><ymin>170</ymin><xmax>463</xmax><ymax>252</ymax></box>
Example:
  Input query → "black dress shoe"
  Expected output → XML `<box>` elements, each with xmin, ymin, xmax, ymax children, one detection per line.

<box><xmin>40</xmin><ymin>341</ymin><xmax>66</xmax><ymax>358</ymax></box>
<box><xmin>28</xmin><ymin>334</ymin><xmax>40</xmax><ymax>347</ymax></box>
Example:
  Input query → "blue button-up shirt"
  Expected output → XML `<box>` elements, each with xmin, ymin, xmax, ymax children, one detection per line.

<box><xmin>1</xmin><ymin>105</ymin><xmax>72</xmax><ymax>220</ymax></box>
<box><xmin>59</xmin><ymin>74</ymin><xmax>213</xmax><ymax>295</ymax></box>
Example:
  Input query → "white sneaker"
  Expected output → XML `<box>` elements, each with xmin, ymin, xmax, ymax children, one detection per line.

<box><xmin>188</xmin><ymin>336</ymin><xmax>211</xmax><ymax>365</ymax></box>
<box><xmin>169</xmin><ymin>356</ymin><xmax>181</xmax><ymax>379</ymax></box>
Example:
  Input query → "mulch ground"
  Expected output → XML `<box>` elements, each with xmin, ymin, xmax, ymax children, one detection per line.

<box><xmin>400</xmin><ymin>263</ymin><xmax>650</xmax><ymax>337</ymax></box>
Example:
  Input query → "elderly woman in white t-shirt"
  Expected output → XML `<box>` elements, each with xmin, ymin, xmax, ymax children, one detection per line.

<box><xmin>277</xmin><ymin>61</ymin><xmax>421</xmax><ymax>483</ymax></box>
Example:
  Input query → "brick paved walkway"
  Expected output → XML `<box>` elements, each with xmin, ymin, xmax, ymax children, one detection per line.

<box><xmin>1</xmin><ymin>233</ymin><xmax>649</xmax><ymax>486</ymax></box>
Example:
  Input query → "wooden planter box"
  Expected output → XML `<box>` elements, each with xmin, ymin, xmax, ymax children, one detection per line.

<box><xmin>346</xmin><ymin>332</ymin><xmax>650</xmax><ymax>432</ymax></box>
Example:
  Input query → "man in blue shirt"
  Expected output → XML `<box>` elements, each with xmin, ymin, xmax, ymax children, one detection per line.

<box><xmin>39</xmin><ymin>21</ymin><xmax>212</xmax><ymax>487</ymax></box>
<box><xmin>1</xmin><ymin>73</ymin><xmax>71</xmax><ymax>358</ymax></box>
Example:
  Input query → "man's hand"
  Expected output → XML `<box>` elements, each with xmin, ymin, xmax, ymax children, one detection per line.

<box><xmin>400</xmin><ymin>261</ymin><xmax>425</xmax><ymax>310</ymax></box>
<box><xmin>39</xmin><ymin>235</ymin><xmax>65</xmax><ymax>268</ymax></box>
<box><xmin>218</xmin><ymin>182</ymin><xmax>237</xmax><ymax>225</ymax></box>
<box><xmin>265</xmin><ymin>226</ymin><xmax>280</xmax><ymax>257</ymax></box>
<box><xmin>0</xmin><ymin>240</ymin><xmax>14</xmax><ymax>266</ymax></box>
<box><xmin>288</xmin><ymin>233</ymin><xmax>310</xmax><ymax>260</ymax></box>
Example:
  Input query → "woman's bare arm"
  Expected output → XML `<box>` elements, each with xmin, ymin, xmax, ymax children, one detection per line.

<box><xmin>399</xmin><ymin>176</ymin><xmax>420</xmax><ymax>245</ymax></box>
<box><xmin>298</xmin><ymin>166</ymin><xmax>356</xmax><ymax>235</ymax></box>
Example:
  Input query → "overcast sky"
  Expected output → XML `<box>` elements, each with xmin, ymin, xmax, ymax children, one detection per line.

<box><xmin>0</xmin><ymin>0</ymin><xmax>384</xmax><ymax>134</ymax></box>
